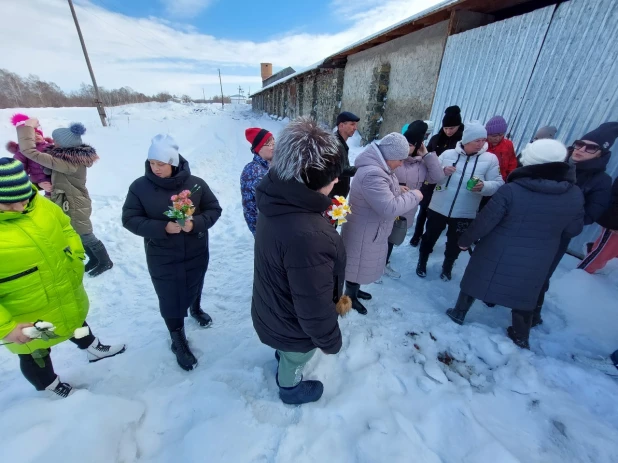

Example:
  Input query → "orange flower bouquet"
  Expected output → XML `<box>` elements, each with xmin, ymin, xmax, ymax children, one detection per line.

<box><xmin>164</xmin><ymin>185</ymin><xmax>201</xmax><ymax>227</ymax></box>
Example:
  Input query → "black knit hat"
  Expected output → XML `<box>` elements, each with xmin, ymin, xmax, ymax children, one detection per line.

<box><xmin>582</xmin><ymin>122</ymin><xmax>618</xmax><ymax>153</ymax></box>
<box><xmin>0</xmin><ymin>157</ymin><xmax>32</xmax><ymax>204</ymax></box>
<box><xmin>403</xmin><ymin>120</ymin><xmax>428</xmax><ymax>155</ymax></box>
<box><xmin>442</xmin><ymin>105</ymin><xmax>462</xmax><ymax>127</ymax></box>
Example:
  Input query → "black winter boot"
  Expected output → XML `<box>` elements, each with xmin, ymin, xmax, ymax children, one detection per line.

<box><xmin>440</xmin><ymin>258</ymin><xmax>456</xmax><ymax>281</ymax></box>
<box><xmin>508</xmin><ymin>310</ymin><xmax>532</xmax><ymax>349</ymax></box>
<box><xmin>410</xmin><ymin>234</ymin><xmax>421</xmax><ymax>247</ymax></box>
<box><xmin>416</xmin><ymin>252</ymin><xmax>429</xmax><ymax>278</ymax></box>
<box><xmin>170</xmin><ymin>328</ymin><xmax>198</xmax><ymax>371</ymax></box>
<box><xmin>190</xmin><ymin>296</ymin><xmax>213</xmax><ymax>327</ymax></box>
<box><xmin>88</xmin><ymin>241</ymin><xmax>113</xmax><ymax>277</ymax></box>
<box><xmin>357</xmin><ymin>289</ymin><xmax>372</xmax><ymax>301</ymax></box>
<box><xmin>446</xmin><ymin>292</ymin><xmax>475</xmax><ymax>325</ymax></box>
<box><xmin>531</xmin><ymin>302</ymin><xmax>544</xmax><ymax>328</ymax></box>
<box><xmin>345</xmin><ymin>281</ymin><xmax>367</xmax><ymax>315</ymax></box>
<box><xmin>279</xmin><ymin>380</ymin><xmax>324</xmax><ymax>405</ymax></box>
<box><xmin>84</xmin><ymin>245</ymin><xmax>98</xmax><ymax>273</ymax></box>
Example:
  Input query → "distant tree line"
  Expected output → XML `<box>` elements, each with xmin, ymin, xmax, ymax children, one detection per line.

<box><xmin>0</xmin><ymin>69</ymin><xmax>216</xmax><ymax>109</ymax></box>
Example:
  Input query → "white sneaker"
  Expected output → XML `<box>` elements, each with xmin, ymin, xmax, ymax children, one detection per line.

<box><xmin>573</xmin><ymin>355</ymin><xmax>618</xmax><ymax>377</ymax></box>
<box><xmin>384</xmin><ymin>264</ymin><xmax>401</xmax><ymax>279</ymax></box>
<box><xmin>45</xmin><ymin>377</ymin><xmax>75</xmax><ymax>398</ymax></box>
<box><xmin>86</xmin><ymin>337</ymin><xmax>127</xmax><ymax>363</ymax></box>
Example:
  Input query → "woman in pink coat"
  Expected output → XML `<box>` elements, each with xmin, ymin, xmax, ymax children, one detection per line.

<box><xmin>341</xmin><ymin>133</ymin><xmax>423</xmax><ymax>315</ymax></box>
<box><xmin>385</xmin><ymin>121</ymin><xmax>446</xmax><ymax>279</ymax></box>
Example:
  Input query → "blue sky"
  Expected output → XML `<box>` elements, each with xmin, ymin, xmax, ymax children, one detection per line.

<box><xmin>92</xmin><ymin>0</ymin><xmax>344</xmax><ymax>42</ymax></box>
<box><xmin>3</xmin><ymin>0</ymin><xmax>441</xmax><ymax>98</ymax></box>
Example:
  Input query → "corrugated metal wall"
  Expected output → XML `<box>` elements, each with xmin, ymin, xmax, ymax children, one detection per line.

<box><xmin>428</xmin><ymin>5</ymin><xmax>555</xmax><ymax>131</ymax></box>
<box><xmin>511</xmin><ymin>0</ymin><xmax>618</xmax><ymax>254</ymax></box>
<box><xmin>429</xmin><ymin>0</ymin><xmax>618</xmax><ymax>256</ymax></box>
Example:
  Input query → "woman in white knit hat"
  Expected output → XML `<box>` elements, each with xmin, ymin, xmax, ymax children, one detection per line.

<box><xmin>122</xmin><ymin>134</ymin><xmax>222</xmax><ymax>371</ymax></box>
<box><xmin>445</xmin><ymin>139</ymin><xmax>584</xmax><ymax>349</ymax></box>
<box><xmin>416</xmin><ymin>121</ymin><xmax>504</xmax><ymax>281</ymax></box>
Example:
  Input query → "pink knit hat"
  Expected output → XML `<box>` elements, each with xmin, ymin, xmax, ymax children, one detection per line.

<box><xmin>11</xmin><ymin>113</ymin><xmax>44</xmax><ymax>136</ymax></box>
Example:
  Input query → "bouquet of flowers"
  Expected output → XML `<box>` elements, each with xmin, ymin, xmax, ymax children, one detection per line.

<box><xmin>326</xmin><ymin>195</ymin><xmax>352</xmax><ymax>226</ymax></box>
<box><xmin>164</xmin><ymin>185</ymin><xmax>201</xmax><ymax>227</ymax></box>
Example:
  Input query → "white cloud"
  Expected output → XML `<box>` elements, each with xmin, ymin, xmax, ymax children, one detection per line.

<box><xmin>160</xmin><ymin>0</ymin><xmax>216</xmax><ymax>18</ymax></box>
<box><xmin>1</xmin><ymin>0</ymin><xmax>442</xmax><ymax>99</ymax></box>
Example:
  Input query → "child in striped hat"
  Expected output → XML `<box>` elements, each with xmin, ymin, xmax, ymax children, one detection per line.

<box><xmin>0</xmin><ymin>157</ymin><xmax>33</xmax><ymax>206</ymax></box>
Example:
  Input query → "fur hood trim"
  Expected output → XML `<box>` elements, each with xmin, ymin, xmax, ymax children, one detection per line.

<box><xmin>44</xmin><ymin>144</ymin><xmax>99</xmax><ymax>167</ymax></box>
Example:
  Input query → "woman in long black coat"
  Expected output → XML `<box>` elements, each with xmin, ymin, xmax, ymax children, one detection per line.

<box><xmin>445</xmin><ymin>139</ymin><xmax>584</xmax><ymax>349</ymax></box>
<box><xmin>122</xmin><ymin>134</ymin><xmax>222</xmax><ymax>370</ymax></box>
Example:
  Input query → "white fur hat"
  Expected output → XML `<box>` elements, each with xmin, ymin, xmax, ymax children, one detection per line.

<box><xmin>148</xmin><ymin>134</ymin><xmax>179</xmax><ymax>167</ymax></box>
<box><xmin>520</xmin><ymin>139</ymin><xmax>567</xmax><ymax>166</ymax></box>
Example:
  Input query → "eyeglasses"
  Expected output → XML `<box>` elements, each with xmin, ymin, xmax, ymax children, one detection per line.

<box><xmin>572</xmin><ymin>140</ymin><xmax>600</xmax><ymax>154</ymax></box>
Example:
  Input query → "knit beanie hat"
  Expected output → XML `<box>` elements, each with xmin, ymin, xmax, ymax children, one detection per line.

<box><xmin>52</xmin><ymin>123</ymin><xmax>86</xmax><ymax>148</ymax></box>
<box><xmin>581</xmin><ymin>122</ymin><xmax>618</xmax><ymax>153</ymax></box>
<box><xmin>533</xmin><ymin>125</ymin><xmax>557</xmax><ymax>141</ymax></box>
<box><xmin>245</xmin><ymin>128</ymin><xmax>273</xmax><ymax>154</ymax></box>
<box><xmin>377</xmin><ymin>133</ymin><xmax>410</xmax><ymax>161</ymax></box>
<box><xmin>0</xmin><ymin>157</ymin><xmax>33</xmax><ymax>204</ymax></box>
<box><xmin>270</xmin><ymin>117</ymin><xmax>342</xmax><ymax>191</ymax></box>
<box><xmin>403</xmin><ymin>121</ymin><xmax>428</xmax><ymax>154</ymax></box>
<box><xmin>11</xmin><ymin>113</ymin><xmax>43</xmax><ymax>136</ymax></box>
<box><xmin>148</xmin><ymin>134</ymin><xmax>180</xmax><ymax>167</ymax></box>
<box><xmin>461</xmin><ymin>121</ymin><xmax>487</xmax><ymax>145</ymax></box>
<box><xmin>485</xmin><ymin>116</ymin><xmax>508</xmax><ymax>135</ymax></box>
<box><xmin>442</xmin><ymin>105</ymin><xmax>462</xmax><ymax>127</ymax></box>
<box><xmin>520</xmin><ymin>139</ymin><xmax>567</xmax><ymax>166</ymax></box>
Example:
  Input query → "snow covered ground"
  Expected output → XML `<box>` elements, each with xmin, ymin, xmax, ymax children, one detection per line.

<box><xmin>0</xmin><ymin>102</ymin><xmax>617</xmax><ymax>463</ymax></box>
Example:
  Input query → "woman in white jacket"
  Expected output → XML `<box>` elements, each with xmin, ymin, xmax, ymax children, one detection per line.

<box><xmin>416</xmin><ymin>122</ymin><xmax>504</xmax><ymax>280</ymax></box>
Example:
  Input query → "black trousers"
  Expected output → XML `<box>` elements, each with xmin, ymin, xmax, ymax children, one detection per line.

<box><xmin>386</xmin><ymin>242</ymin><xmax>394</xmax><ymax>264</ymax></box>
<box><xmin>412</xmin><ymin>183</ymin><xmax>436</xmax><ymax>239</ymax></box>
<box><xmin>419</xmin><ymin>209</ymin><xmax>472</xmax><ymax>261</ymax></box>
<box><xmin>18</xmin><ymin>322</ymin><xmax>96</xmax><ymax>391</ymax></box>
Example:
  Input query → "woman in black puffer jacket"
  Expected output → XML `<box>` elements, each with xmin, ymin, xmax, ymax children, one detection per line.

<box><xmin>122</xmin><ymin>134</ymin><xmax>222</xmax><ymax>371</ymax></box>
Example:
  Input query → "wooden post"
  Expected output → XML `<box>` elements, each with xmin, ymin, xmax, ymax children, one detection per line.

<box><xmin>67</xmin><ymin>0</ymin><xmax>107</xmax><ymax>127</ymax></box>
<box><xmin>218</xmin><ymin>69</ymin><xmax>224</xmax><ymax>109</ymax></box>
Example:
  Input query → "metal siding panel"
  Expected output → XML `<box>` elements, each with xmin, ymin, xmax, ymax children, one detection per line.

<box><xmin>512</xmin><ymin>0</ymin><xmax>618</xmax><ymax>254</ymax></box>
<box><xmin>429</xmin><ymin>6</ymin><xmax>555</xmax><ymax>131</ymax></box>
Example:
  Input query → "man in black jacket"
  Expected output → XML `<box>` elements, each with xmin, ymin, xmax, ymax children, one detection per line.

<box><xmin>330</xmin><ymin>111</ymin><xmax>360</xmax><ymax>198</ymax></box>
<box><xmin>252</xmin><ymin>117</ymin><xmax>350</xmax><ymax>405</ymax></box>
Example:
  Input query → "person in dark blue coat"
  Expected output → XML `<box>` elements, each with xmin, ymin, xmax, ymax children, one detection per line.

<box><xmin>122</xmin><ymin>135</ymin><xmax>222</xmax><ymax>371</ymax></box>
<box><xmin>446</xmin><ymin>139</ymin><xmax>584</xmax><ymax>349</ymax></box>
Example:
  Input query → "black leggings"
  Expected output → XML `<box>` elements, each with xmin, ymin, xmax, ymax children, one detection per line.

<box><xmin>386</xmin><ymin>242</ymin><xmax>395</xmax><ymax>264</ymax></box>
<box><xmin>18</xmin><ymin>321</ymin><xmax>95</xmax><ymax>390</ymax></box>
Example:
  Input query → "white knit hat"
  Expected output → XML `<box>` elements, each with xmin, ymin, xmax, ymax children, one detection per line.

<box><xmin>377</xmin><ymin>133</ymin><xmax>409</xmax><ymax>161</ymax></box>
<box><xmin>461</xmin><ymin>121</ymin><xmax>487</xmax><ymax>145</ymax></box>
<box><xmin>148</xmin><ymin>134</ymin><xmax>179</xmax><ymax>167</ymax></box>
<box><xmin>520</xmin><ymin>139</ymin><xmax>567</xmax><ymax>166</ymax></box>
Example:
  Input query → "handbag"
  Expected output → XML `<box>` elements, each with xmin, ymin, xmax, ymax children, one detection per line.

<box><xmin>388</xmin><ymin>216</ymin><xmax>407</xmax><ymax>246</ymax></box>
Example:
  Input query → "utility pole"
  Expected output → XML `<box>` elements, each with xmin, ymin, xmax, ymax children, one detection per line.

<box><xmin>202</xmin><ymin>87</ymin><xmax>205</xmax><ymax>102</ymax></box>
<box><xmin>218</xmin><ymin>69</ymin><xmax>224</xmax><ymax>109</ymax></box>
<box><xmin>67</xmin><ymin>0</ymin><xmax>107</xmax><ymax>127</ymax></box>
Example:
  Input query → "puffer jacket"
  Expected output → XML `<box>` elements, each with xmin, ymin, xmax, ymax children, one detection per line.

<box><xmin>252</xmin><ymin>172</ymin><xmax>345</xmax><ymax>354</ymax></box>
<box><xmin>597</xmin><ymin>177</ymin><xmax>618</xmax><ymax>230</ymax></box>
<box><xmin>17</xmin><ymin>125</ymin><xmax>98</xmax><ymax>235</ymax></box>
<box><xmin>568</xmin><ymin>150</ymin><xmax>613</xmax><ymax>225</ymax></box>
<box><xmin>459</xmin><ymin>163</ymin><xmax>584</xmax><ymax>310</ymax></box>
<box><xmin>0</xmin><ymin>190</ymin><xmax>89</xmax><ymax>354</ymax></box>
<box><xmin>395</xmin><ymin>152</ymin><xmax>444</xmax><ymax>227</ymax></box>
<box><xmin>122</xmin><ymin>157</ymin><xmax>222</xmax><ymax>318</ymax></box>
<box><xmin>487</xmin><ymin>137</ymin><xmax>518</xmax><ymax>181</ymax></box>
<box><xmin>341</xmin><ymin>143</ymin><xmax>421</xmax><ymax>284</ymax></box>
<box><xmin>429</xmin><ymin>142</ymin><xmax>504</xmax><ymax>219</ymax></box>
<box><xmin>7</xmin><ymin>140</ymin><xmax>53</xmax><ymax>185</ymax></box>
